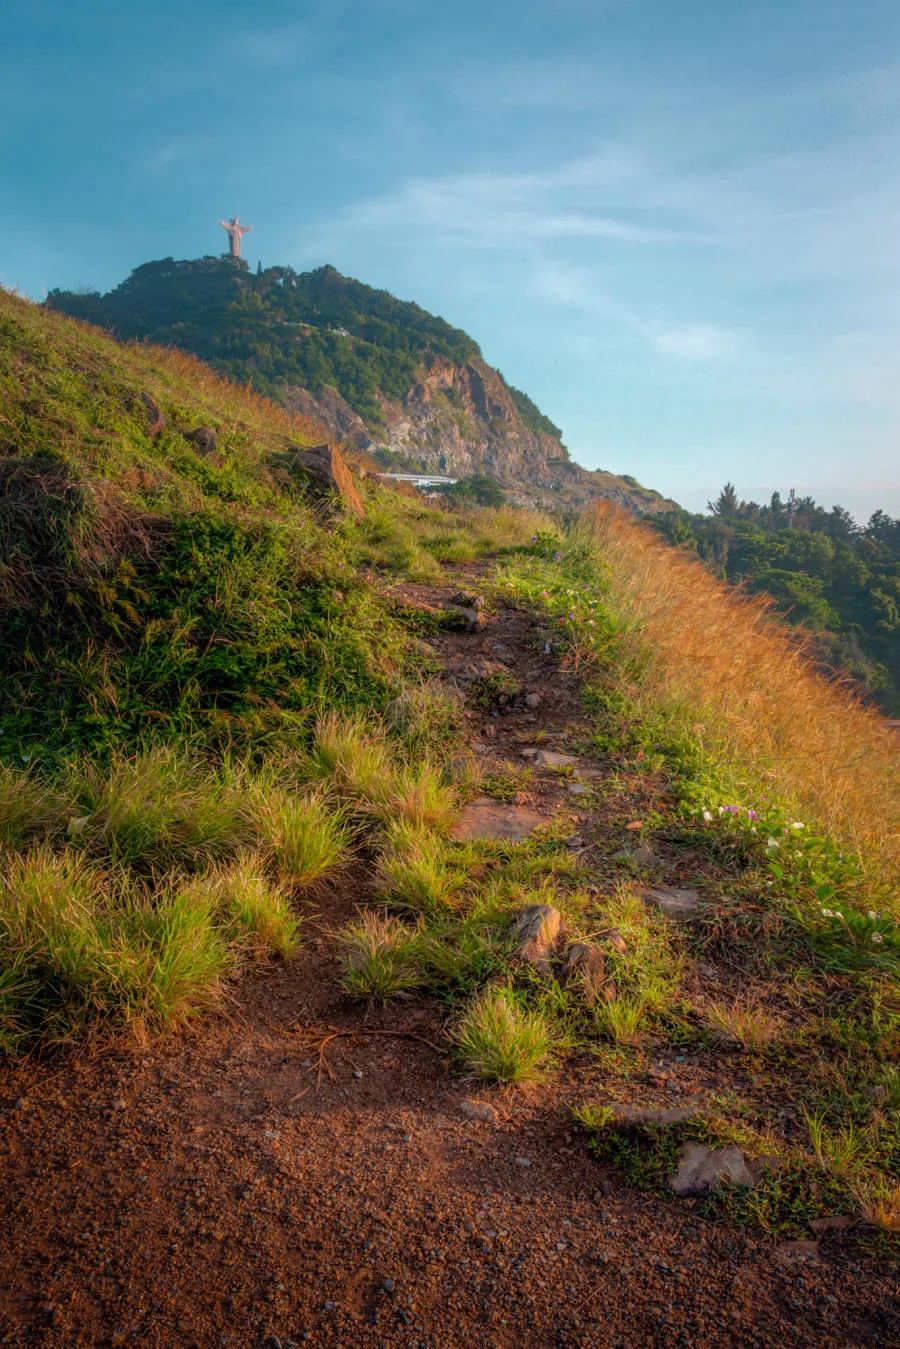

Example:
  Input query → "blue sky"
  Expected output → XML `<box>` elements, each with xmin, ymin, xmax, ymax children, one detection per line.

<box><xmin>4</xmin><ymin>1</ymin><xmax>900</xmax><ymax>518</ymax></box>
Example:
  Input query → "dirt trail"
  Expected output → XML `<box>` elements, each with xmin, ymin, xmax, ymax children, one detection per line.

<box><xmin>1</xmin><ymin>575</ymin><xmax>896</xmax><ymax>1348</ymax></box>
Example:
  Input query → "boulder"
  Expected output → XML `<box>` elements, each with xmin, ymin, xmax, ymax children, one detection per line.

<box><xmin>185</xmin><ymin>425</ymin><xmax>218</xmax><ymax>455</ymax></box>
<box><xmin>292</xmin><ymin>442</ymin><xmax>364</xmax><ymax>516</ymax></box>
<box><xmin>510</xmin><ymin>903</ymin><xmax>564</xmax><ymax>973</ymax></box>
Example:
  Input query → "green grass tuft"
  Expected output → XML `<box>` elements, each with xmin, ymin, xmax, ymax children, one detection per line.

<box><xmin>337</xmin><ymin>911</ymin><xmax>422</xmax><ymax>1002</ymax></box>
<box><xmin>454</xmin><ymin>985</ymin><xmax>555</xmax><ymax>1083</ymax></box>
<box><xmin>70</xmin><ymin>747</ymin><xmax>246</xmax><ymax>868</ymax></box>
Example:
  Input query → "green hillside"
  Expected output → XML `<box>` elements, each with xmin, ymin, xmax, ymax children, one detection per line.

<box><xmin>654</xmin><ymin>486</ymin><xmax>900</xmax><ymax>715</ymax></box>
<box><xmin>0</xmin><ymin>286</ymin><xmax>535</xmax><ymax>761</ymax></box>
<box><xmin>47</xmin><ymin>257</ymin><xmax>563</xmax><ymax>443</ymax></box>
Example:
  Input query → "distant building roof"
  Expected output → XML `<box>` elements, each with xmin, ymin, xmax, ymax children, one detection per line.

<box><xmin>379</xmin><ymin>473</ymin><xmax>458</xmax><ymax>487</ymax></box>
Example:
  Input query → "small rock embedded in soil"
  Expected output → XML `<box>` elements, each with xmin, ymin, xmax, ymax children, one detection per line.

<box><xmin>640</xmin><ymin>887</ymin><xmax>700</xmax><ymax>917</ymax></box>
<box><xmin>668</xmin><ymin>1142</ymin><xmax>758</xmax><ymax>1196</ymax></box>
<box><xmin>459</xmin><ymin>1100</ymin><xmax>500</xmax><ymax>1126</ymax></box>
<box><xmin>534</xmin><ymin>750</ymin><xmax>578</xmax><ymax>768</ymax></box>
<box><xmin>525</xmin><ymin>692</ymin><xmax>541</xmax><ymax>709</ymax></box>
<box><xmin>510</xmin><ymin>904</ymin><xmax>564</xmax><ymax>973</ymax></box>
<box><xmin>810</xmin><ymin>1214</ymin><xmax>858</xmax><ymax>1232</ymax></box>
<box><xmin>513</xmin><ymin>1156</ymin><xmax>532</xmax><ymax>1167</ymax></box>
<box><xmin>777</xmin><ymin>1240</ymin><xmax>821</xmax><ymax>1264</ymax></box>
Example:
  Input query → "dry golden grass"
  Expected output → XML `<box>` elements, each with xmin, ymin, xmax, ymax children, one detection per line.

<box><xmin>583</xmin><ymin>503</ymin><xmax>900</xmax><ymax>883</ymax></box>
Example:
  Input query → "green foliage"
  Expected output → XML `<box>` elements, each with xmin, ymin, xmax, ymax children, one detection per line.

<box><xmin>337</xmin><ymin>911</ymin><xmax>423</xmax><ymax>1002</ymax></box>
<box><xmin>194</xmin><ymin>856</ymin><xmax>301</xmax><ymax>960</ymax></box>
<box><xmin>454</xmin><ymin>985</ymin><xmax>556</xmax><ymax>1083</ymax></box>
<box><xmin>249</xmin><ymin>786</ymin><xmax>349</xmax><ymax>888</ymax></box>
<box><xmin>70</xmin><ymin>747</ymin><xmax>246</xmax><ymax>869</ymax></box>
<box><xmin>653</xmin><ymin>489</ymin><xmax>900</xmax><ymax>714</ymax></box>
<box><xmin>0</xmin><ymin>765</ymin><xmax>64</xmax><ymax>848</ymax></box>
<box><xmin>435</xmin><ymin>475</ymin><xmax>507</xmax><ymax>509</ymax></box>
<box><xmin>375</xmin><ymin>822</ymin><xmax>468</xmax><ymax>912</ymax></box>
<box><xmin>498</xmin><ymin>377</ymin><xmax>565</xmax><ymax>443</ymax></box>
<box><xmin>48</xmin><ymin>259</ymin><xmax>483</xmax><ymax>433</ymax></box>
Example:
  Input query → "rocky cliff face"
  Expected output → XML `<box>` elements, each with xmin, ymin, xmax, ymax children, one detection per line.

<box><xmin>46</xmin><ymin>257</ymin><xmax>675</xmax><ymax>516</ymax></box>
<box><xmin>286</xmin><ymin>357</ymin><xmax>673</xmax><ymax>515</ymax></box>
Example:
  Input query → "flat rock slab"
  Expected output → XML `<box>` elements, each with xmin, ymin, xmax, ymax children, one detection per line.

<box><xmin>534</xmin><ymin>750</ymin><xmax>578</xmax><ymax>769</ymax></box>
<box><xmin>614</xmin><ymin>844</ymin><xmax>663</xmax><ymax>867</ymax></box>
<box><xmin>669</xmin><ymin>1142</ymin><xmax>757</xmax><ymax>1196</ymax></box>
<box><xmin>450</xmin><ymin>799</ymin><xmax>552</xmax><ymax>842</ymax></box>
<box><xmin>640</xmin><ymin>886</ymin><xmax>700</xmax><ymax>917</ymax></box>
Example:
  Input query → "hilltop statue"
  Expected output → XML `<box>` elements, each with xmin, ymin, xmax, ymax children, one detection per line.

<box><xmin>218</xmin><ymin>215</ymin><xmax>253</xmax><ymax>260</ymax></box>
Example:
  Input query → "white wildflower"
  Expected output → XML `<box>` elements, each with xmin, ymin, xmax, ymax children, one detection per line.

<box><xmin>871</xmin><ymin>932</ymin><xmax>884</xmax><ymax>944</ymax></box>
<box><xmin>821</xmin><ymin>908</ymin><xmax>834</xmax><ymax>918</ymax></box>
<box><xmin>703</xmin><ymin>810</ymin><xmax>712</xmax><ymax>822</ymax></box>
<box><xmin>767</xmin><ymin>838</ymin><xmax>779</xmax><ymax>849</ymax></box>
<box><xmin>791</xmin><ymin>822</ymin><xmax>804</xmax><ymax>831</ymax></box>
<box><xmin>868</xmin><ymin>910</ymin><xmax>878</xmax><ymax>921</ymax></box>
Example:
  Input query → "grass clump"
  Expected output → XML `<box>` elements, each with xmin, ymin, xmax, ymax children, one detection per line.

<box><xmin>591</xmin><ymin>888</ymin><xmax>682</xmax><ymax>1043</ymax></box>
<box><xmin>385</xmin><ymin>680</ymin><xmax>463</xmax><ymax>756</ymax></box>
<box><xmin>337</xmin><ymin>911</ymin><xmax>422</xmax><ymax>1002</ymax></box>
<box><xmin>195</xmin><ymin>855</ymin><xmax>301</xmax><ymax>959</ymax></box>
<box><xmin>377</xmin><ymin>760</ymin><xmax>458</xmax><ymax>832</ymax></box>
<box><xmin>454</xmin><ymin>985</ymin><xmax>555</xmax><ymax>1083</ymax></box>
<box><xmin>301</xmin><ymin>712</ymin><xmax>393</xmax><ymax>800</ymax></box>
<box><xmin>705</xmin><ymin>996</ymin><xmax>783</xmax><ymax>1050</ymax></box>
<box><xmin>0</xmin><ymin>848</ymin><xmax>232</xmax><ymax>1039</ymax></box>
<box><xmin>71</xmin><ymin>747</ymin><xmax>245</xmax><ymax>869</ymax></box>
<box><xmin>0</xmin><ymin>764</ymin><xmax>64</xmax><ymax>847</ymax></box>
<box><xmin>0</xmin><ymin>842</ymin><xmax>305</xmax><ymax>1047</ymax></box>
<box><xmin>376</xmin><ymin>823</ymin><xmax>467</xmax><ymax>913</ymax></box>
<box><xmin>250</xmin><ymin>786</ymin><xmax>349</xmax><ymax>888</ymax></box>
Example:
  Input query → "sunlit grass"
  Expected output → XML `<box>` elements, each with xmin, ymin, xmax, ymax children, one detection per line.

<box><xmin>454</xmin><ymin>985</ymin><xmax>555</xmax><ymax>1083</ymax></box>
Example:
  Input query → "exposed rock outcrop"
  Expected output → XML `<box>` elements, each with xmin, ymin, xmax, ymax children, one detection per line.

<box><xmin>292</xmin><ymin>443</ymin><xmax>364</xmax><ymax>517</ymax></box>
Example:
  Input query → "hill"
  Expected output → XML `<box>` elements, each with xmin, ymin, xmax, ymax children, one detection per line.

<box><xmin>47</xmin><ymin>257</ymin><xmax>674</xmax><ymax>515</ymax></box>
<box><xmin>654</xmin><ymin>486</ymin><xmax>900</xmax><ymax>715</ymax></box>
<box><xmin>1</xmin><ymin>286</ymin><xmax>898</xmax><ymax>1344</ymax></box>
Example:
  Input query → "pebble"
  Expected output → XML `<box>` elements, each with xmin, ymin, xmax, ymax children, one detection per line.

<box><xmin>353</xmin><ymin>1070</ymin><xmax>363</xmax><ymax>1079</ymax></box>
<box><xmin>381</xmin><ymin>1278</ymin><xmax>396</xmax><ymax>1293</ymax></box>
<box><xmin>513</xmin><ymin>1156</ymin><xmax>532</xmax><ymax>1168</ymax></box>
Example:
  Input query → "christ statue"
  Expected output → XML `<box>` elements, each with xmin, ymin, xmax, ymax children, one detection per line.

<box><xmin>218</xmin><ymin>215</ymin><xmax>253</xmax><ymax>260</ymax></box>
